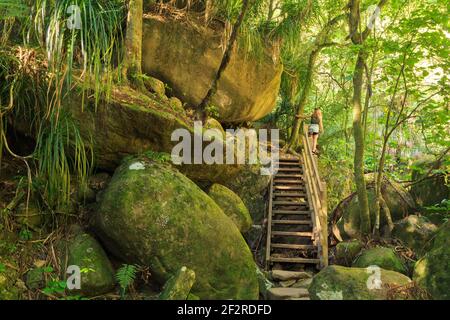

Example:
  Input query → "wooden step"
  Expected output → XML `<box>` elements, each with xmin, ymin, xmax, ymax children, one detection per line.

<box><xmin>272</xmin><ymin>220</ymin><xmax>312</xmax><ymax>225</ymax></box>
<box><xmin>276</xmin><ymin>161</ymin><xmax>300</xmax><ymax>166</ymax></box>
<box><xmin>273</xmin><ymin>201</ymin><xmax>307</xmax><ymax>206</ymax></box>
<box><xmin>273</xmin><ymin>193</ymin><xmax>306</xmax><ymax>197</ymax></box>
<box><xmin>270</xmin><ymin>257</ymin><xmax>320</xmax><ymax>264</ymax></box>
<box><xmin>278</xmin><ymin>168</ymin><xmax>303</xmax><ymax>172</ymax></box>
<box><xmin>274</xmin><ymin>186</ymin><xmax>305</xmax><ymax>190</ymax></box>
<box><xmin>272</xmin><ymin>210</ymin><xmax>311</xmax><ymax>215</ymax></box>
<box><xmin>275</xmin><ymin>174</ymin><xmax>303</xmax><ymax>178</ymax></box>
<box><xmin>271</xmin><ymin>243</ymin><xmax>316</xmax><ymax>250</ymax></box>
<box><xmin>272</xmin><ymin>231</ymin><xmax>313</xmax><ymax>237</ymax></box>
<box><xmin>273</xmin><ymin>179</ymin><xmax>304</xmax><ymax>184</ymax></box>
<box><xmin>267</xmin><ymin>287</ymin><xmax>310</xmax><ymax>300</ymax></box>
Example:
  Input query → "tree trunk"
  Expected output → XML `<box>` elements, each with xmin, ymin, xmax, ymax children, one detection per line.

<box><xmin>198</xmin><ymin>0</ymin><xmax>251</xmax><ymax>118</ymax></box>
<box><xmin>123</xmin><ymin>0</ymin><xmax>144</xmax><ymax>88</ymax></box>
<box><xmin>352</xmin><ymin>50</ymin><xmax>371</xmax><ymax>234</ymax></box>
<box><xmin>286</xmin><ymin>50</ymin><xmax>319</xmax><ymax>151</ymax></box>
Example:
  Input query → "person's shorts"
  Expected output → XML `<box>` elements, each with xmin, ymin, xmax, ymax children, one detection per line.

<box><xmin>309</xmin><ymin>124</ymin><xmax>320</xmax><ymax>135</ymax></box>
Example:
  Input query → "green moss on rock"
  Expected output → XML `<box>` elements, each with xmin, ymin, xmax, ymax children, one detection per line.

<box><xmin>413</xmin><ymin>221</ymin><xmax>450</xmax><ymax>300</ymax></box>
<box><xmin>410</xmin><ymin>158</ymin><xmax>449</xmax><ymax>207</ymax></box>
<box><xmin>335</xmin><ymin>240</ymin><xmax>364</xmax><ymax>266</ymax></box>
<box><xmin>94</xmin><ymin>157</ymin><xmax>259</xmax><ymax>300</ymax></box>
<box><xmin>336</xmin><ymin>174</ymin><xmax>416</xmax><ymax>239</ymax></box>
<box><xmin>309</xmin><ymin>265</ymin><xmax>412</xmax><ymax>300</ymax></box>
<box><xmin>159</xmin><ymin>266</ymin><xmax>196</xmax><ymax>300</ymax></box>
<box><xmin>208</xmin><ymin>184</ymin><xmax>252</xmax><ymax>232</ymax></box>
<box><xmin>0</xmin><ymin>258</ymin><xmax>20</xmax><ymax>300</ymax></box>
<box><xmin>352</xmin><ymin>247</ymin><xmax>407</xmax><ymax>275</ymax></box>
<box><xmin>392</xmin><ymin>215</ymin><xmax>437</xmax><ymax>256</ymax></box>
<box><xmin>63</xmin><ymin>231</ymin><xmax>116</xmax><ymax>297</ymax></box>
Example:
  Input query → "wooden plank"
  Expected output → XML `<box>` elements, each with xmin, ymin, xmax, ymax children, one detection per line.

<box><xmin>274</xmin><ymin>186</ymin><xmax>305</xmax><ymax>190</ymax></box>
<box><xmin>271</xmin><ymin>244</ymin><xmax>316</xmax><ymax>250</ymax></box>
<box><xmin>273</xmin><ymin>201</ymin><xmax>307</xmax><ymax>206</ymax></box>
<box><xmin>270</xmin><ymin>257</ymin><xmax>320</xmax><ymax>264</ymax></box>
<box><xmin>275</xmin><ymin>174</ymin><xmax>303</xmax><ymax>178</ymax></box>
<box><xmin>273</xmin><ymin>179</ymin><xmax>303</xmax><ymax>184</ymax></box>
<box><xmin>276</xmin><ymin>162</ymin><xmax>302</xmax><ymax>166</ymax></box>
<box><xmin>272</xmin><ymin>210</ymin><xmax>311</xmax><ymax>215</ymax></box>
<box><xmin>278</xmin><ymin>168</ymin><xmax>303</xmax><ymax>172</ymax></box>
<box><xmin>273</xmin><ymin>193</ymin><xmax>306</xmax><ymax>197</ymax></box>
<box><xmin>272</xmin><ymin>231</ymin><xmax>313</xmax><ymax>237</ymax></box>
<box><xmin>265</xmin><ymin>177</ymin><xmax>274</xmax><ymax>270</ymax></box>
<box><xmin>272</xmin><ymin>220</ymin><xmax>312</xmax><ymax>225</ymax></box>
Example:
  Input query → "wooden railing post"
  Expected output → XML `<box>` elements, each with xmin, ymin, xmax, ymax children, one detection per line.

<box><xmin>301</xmin><ymin>123</ymin><xmax>329</xmax><ymax>269</ymax></box>
<box><xmin>320</xmin><ymin>181</ymin><xmax>328</xmax><ymax>268</ymax></box>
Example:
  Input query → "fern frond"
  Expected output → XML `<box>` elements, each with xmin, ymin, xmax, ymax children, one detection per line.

<box><xmin>115</xmin><ymin>264</ymin><xmax>138</xmax><ymax>291</ymax></box>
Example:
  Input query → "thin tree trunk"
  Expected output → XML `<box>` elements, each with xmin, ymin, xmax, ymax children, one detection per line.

<box><xmin>286</xmin><ymin>50</ymin><xmax>319</xmax><ymax>151</ymax></box>
<box><xmin>198</xmin><ymin>0</ymin><xmax>251</xmax><ymax>118</ymax></box>
<box><xmin>352</xmin><ymin>50</ymin><xmax>372</xmax><ymax>234</ymax></box>
<box><xmin>123</xmin><ymin>0</ymin><xmax>144</xmax><ymax>88</ymax></box>
<box><xmin>285</xmin><ymin>14</ymin><xmax>346</xmax><ymax>152</ymax></box>
<box><xmin>347</xmin><ymin>0</ymin><xmax>388</xmax><ymax>235</ymax></box>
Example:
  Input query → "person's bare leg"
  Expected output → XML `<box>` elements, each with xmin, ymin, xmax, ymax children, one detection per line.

<box><xmin>312</xmin><ymin>134</ymin><xmax>318</xmax><ymax>153</ymax></box>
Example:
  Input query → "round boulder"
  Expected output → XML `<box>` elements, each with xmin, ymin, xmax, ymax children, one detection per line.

<box><xmin>413</xmin><ymin>221</ymin><xmax>450</xmax><ymax>300</ymax></box>
<box><xmin>352</xmin><ymin>247</ymin><xmax>407</xmax><ymax>275</ymax></box>
<box><xmin>335</xmin><ymin>174</ymin><xmax>416</xmax><ymax>239</ymax></box>
<box><xmin>392</xmin><ymin>215</ymin><xmax>437</xmax><ymax>256</ymax></box>
<box><xmin>94</xmin><ymin>157</ymin><xmax>259</xmax><ymax>300</ymax></box>
<box><xmin>335</xmin><ymin>239</ymin><xmax>364</xmax><ymax>266</ymax></box>
<box><xmin>309</xmin><ymin>265</ymin><xmax>412</xmax><ymax>300</ymax></box>
<box><xmin>208</xmin><ymin>184</ymin><xmax>252</xmax><ymax>232</ymax></box>
<box><xmin>62</xmin><ymin>231</ymin><xmax>116</xmax><ymax>297</ymax></box>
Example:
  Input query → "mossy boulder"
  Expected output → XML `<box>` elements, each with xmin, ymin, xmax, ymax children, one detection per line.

<box><xmin>335</xmin><ymin>240</ymin><xmax>364</xmax><ymax>266</ymax></box>
<box><xmin>309</xmin><ymin>265</ymin><xmax>412</xmax><ymax>300</ymax></box>
<box><xmin>61</xmin><ymin>230</ymin><xmax>116</xmax><ymax>297</ymax></box>
<box><xmin>159</xmin><ymin>266</ymin><xmax>196</xmax><ymax>300</ymax></box>
<box><xmin>410</xmin><ymin>158</ymin><xmax>449</xmax><ymax>207</ymax></box>
<box><xmin>392</xmin><ymin>215</ymin><xmax>437</xmax><ymax>256</ymax></box>
<box><xmin>413</xmin><ymin>221</ymin><xmax>450</xmax><ymax>300</ymax></box>
<box><xmin>169</xmin><ymin>97</ymin><xmax>184</xmax><ymax>112</ymax></box>
<box><xmin>0</xmin><ymin>258</ymin><xmax>20</xmax><ymax>300</ymax></box>
<box><xmin>225</xmin><ymin>165</ymin><xmax>271</xmax><ymax>223</ymax></box>
<box><xmin>25</xmin><ymin>268</ymin><xmax>45</xmax><ymax>290</ymax></box>
<box><xmin>208</xmin><ymin>184</ymin><xmax>252</xmax><ymax>232</ymax></box>
<box><xmin>335</xmin><ymin>174</ymin><xmax>416</xmax><ymax>239</ymax></box>
<box><xmin>14</xmin><ymin>202</ymin><xmax>45</xmax><ymax>229</ymax></box>
<box><xmin>352</xmin><ymin>247</ymin><xmax>407</xmax><ymax>275</ymax></box>
<box><xmin>143</xmin><ymin>75</ymin><xmax>166</xmax><ymax>97</ymax></box>
<box><xmin>142</xmin><ymin>16</ymin><xmax>282</xmax><ymax>123</ymax></box>
<box><xmin>94</xmin><ymin>157</ymin><xmax>259</xmax><ymax>300</ymax></box>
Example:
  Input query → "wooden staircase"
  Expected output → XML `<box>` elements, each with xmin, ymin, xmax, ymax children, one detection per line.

<box><xmin>265</xmin><ymin>125</ymin><xmax>329</xmax><ymax>272</ymax></box>
<box><xmin>265</xmin><ymin>156</ymin><xmax>320</xmax><ymax>269</ymax></box>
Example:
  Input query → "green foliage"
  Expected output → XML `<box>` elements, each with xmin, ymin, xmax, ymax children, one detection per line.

<box><xmin>205</xmin><ymin>104</ymin><xmax>220</xmax><ymax>119</ymax></box>
<box><xmin>18</xmin><ymin>227</ymin><xmax>32</xmax><ymax>240</ymax></box>
<box><xmin>143</xmin><ymin>150</ymin><xmax>171</xmax><ymax>163</ymax></box>
<box><xmin>0</xmin><ymin>0</ymin><xmax>29</xmax><ymax>19</ymax></box>
<box><xmin>115</xmin><ymin>264</ymin><xmax>138</xmax><ymax>298</ymax></box>
<box><xmin>26</xmin><ymin>0</ymin><xmax>126</xmax><ymax>104</ymax></box>
<box><xmin>42</xmin><ymin>280</ymin><xmax>67</xmax><ymax>296</ymax></box>
<box><xmin>34</xmin><ymin>111</ymin><xmax>93</xmax><ymax>210</ymax></box>
<box><xmin>425</xmin><ymin>199</ymin><xmax>450</xmax><ymax>221</ymax></box>
<box><xmin>0</xmin><ymin>263</ymin><xmax>5</xmax><ymax>273</ymax></box>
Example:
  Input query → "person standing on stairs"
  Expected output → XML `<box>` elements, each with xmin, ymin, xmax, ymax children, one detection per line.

<box><xmin>308</xmin><ymin>108</ymin><xmax>324</xmax><ymax>155</ymax></box>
